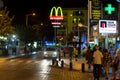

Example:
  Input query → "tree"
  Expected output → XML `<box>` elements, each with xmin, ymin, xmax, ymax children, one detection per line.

<box><xmin>0</xmin><ymin>7</ymin><xmax>15</xmax><ymax>36</ymax></box>
<box><xmin>16</xmin><ymin>23</ymin><xmax>54</xmax><ymax>44</ymax></box>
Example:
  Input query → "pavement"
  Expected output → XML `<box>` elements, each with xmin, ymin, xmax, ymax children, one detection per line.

<box><xmin>52</xmin><ymin>57</ymin><xmax>113</xmax><ymax>80</ymax></box>
<box><xmin>0</xmin><ymin>53</ymin><xmax>113</xmax><ymax>80</ymax></box>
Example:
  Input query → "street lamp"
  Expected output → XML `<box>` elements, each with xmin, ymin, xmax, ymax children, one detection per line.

<box><xmin>87</xmin><ymin>0</ymin><xmax>92</xmax><ymax>44</ymax></box>
<box><xmin>26</xmin><ymin>13</ymin><xmax>36</xmax><ymax>26</ymax></box>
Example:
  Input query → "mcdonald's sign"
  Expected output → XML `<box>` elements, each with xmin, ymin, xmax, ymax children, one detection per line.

<box><xmin>49</xmin><ymin>6</ymin><xmax>64</xmax><ymax>20</ymax></box>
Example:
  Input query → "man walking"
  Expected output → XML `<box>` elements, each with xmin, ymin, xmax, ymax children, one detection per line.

<box><xmin>93</xmin><ymin>46</ymin><xmax>103</xmax><ymax>80</ymax></box>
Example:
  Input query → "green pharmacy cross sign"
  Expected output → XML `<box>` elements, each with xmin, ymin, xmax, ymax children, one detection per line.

<box><xmin>104</xmin><ymin>4</ymin><xmax>115</xmax><ymax>14</ymax></box>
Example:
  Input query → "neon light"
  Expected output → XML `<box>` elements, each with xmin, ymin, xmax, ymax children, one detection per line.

<box><xmin>50</xmin><ymin>16</ymin><xmax>63</xmax><ymax>20</ymax></box>
<box><xmin>51</xmin><ymin>22</ymin><xmax>61</xmax><ymax>25</ymax></box>
<box><xmin>104</xmin><ymin>4</ymin><xmax>115</xmax><ymax>14</ymax></box>
<box><xmin>53</xmin><ymin>26</ymin><xmax>60</xmax><ymax>28</ymax></box>
<box><xmin>50</xmin><ymin>6</ymin><xmax>64</xmax><ymax>20</ymax></box>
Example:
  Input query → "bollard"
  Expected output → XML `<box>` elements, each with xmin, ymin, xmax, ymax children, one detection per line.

<box><xmin>56</xmin><ymin>60</ymin><xmax>58</xmax><ymax>66</ymax></box>
<box><xmin>52</xmin><ymin>58</ymin><xmax>55</xmax><ymax>65</ymax></box>
<box><xmin>61</xmin><ymin>60</ymin><xmax>64</xmax><ymax>68</ymax></box>
<box><xmin>69</xmin><ymin>61</ymin><xmax>72</xmax><ymax>70</ymax></box>
<box><xmin>82</xmin><ymin>63</ymin><xmax>85</xmax><ymax>72</ymax></box>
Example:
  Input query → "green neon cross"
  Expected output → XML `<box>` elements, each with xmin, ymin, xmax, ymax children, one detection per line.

<box><xmin>104</xmin><ymin>4</ymin><xmax>115</xmax><ymax>14</ymax></box>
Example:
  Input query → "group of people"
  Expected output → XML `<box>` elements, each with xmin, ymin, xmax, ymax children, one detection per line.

<box><xmin>86</xmin><ymin>45</ymin><xmax>120</xmax><ymax>80</ymax></box>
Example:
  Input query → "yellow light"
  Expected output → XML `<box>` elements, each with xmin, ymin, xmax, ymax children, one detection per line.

<box><xmin>32</xmin><ymin>13</ymin><xmax>36</xmax><ymax>16</ymax></box>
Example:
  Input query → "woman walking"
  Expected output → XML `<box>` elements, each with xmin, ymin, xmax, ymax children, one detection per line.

<box><xmin>103</xmin><ymin>49</ymin><xmax>113</xmax><ymax>80</ymax></box>
<box><xmin>111</xmin><ymin>48</ymin><xmax>120</xmax><ymax>80</ymax></box>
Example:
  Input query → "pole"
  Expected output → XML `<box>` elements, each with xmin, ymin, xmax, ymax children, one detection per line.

<box><xmin>25</xmin><ymin>13</ymin><xmax>35</xmax><ymax>26</ymax></box>
<box><xmin>105</xmin><ymin>33</ymin><xmax>108</xmax><ymax>49</ymax></box>
<box><xmin>26</xmin><ymin>15</ymin><xmax>28</xmax><ymax>26</ymax></box>
<box><xmin>78</xmin><ymin>23</ymin><xmax>81</xmax><ymax>56</ymax></box>
<box><xmin>87</xmin><ymin>0</ymin><xmax>92</xmax><ymax>44</ymax></box>
<box><xmin>54</xmin><ymin>28</ymin><xmax>56</xmax><ymax>43</ymax></box>
<box><xmin>66</xmin><ymin>25</ymin><xmax>68</xmax><ymax>46</ymax></box>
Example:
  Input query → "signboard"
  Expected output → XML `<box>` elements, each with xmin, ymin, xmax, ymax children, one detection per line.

<box><xmin>49</xmin><ymin>6</ymin><xmax>64</xmax><ymax>20</ymax></box>
<box><xmin>104</xmin><ymin>4</ymin><xmax>115</xmax><ymax>15</ymax></box>
<box><xmin>99</xmin><ymin>20</ymin><xmax>117</xmax><ymax>33</ymax></box>
<box><xmin>49</xmin><ymin>6</ymin><xmax>64</xmax><ymax>27</ymax></box>
<box><xmin>91</xmin><ymin>0</ymin><xmax>101</xmax><ymax>20</ymax></box>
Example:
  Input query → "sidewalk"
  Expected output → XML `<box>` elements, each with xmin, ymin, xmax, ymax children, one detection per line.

<box><xmin>56</xmin><ymin>57</ymin><xmax>92</xmax><ymax>71</ymax></box>
<box><xmin>54</xmin><ymin>57</ymin><xmax>113</xmax><ymax>80</ymax></box>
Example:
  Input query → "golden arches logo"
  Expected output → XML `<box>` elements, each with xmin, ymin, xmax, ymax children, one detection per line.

<box><xmin>50</xmin><ymin>6</ymin><xmax>64</xmax><ymax>20</ymax></box>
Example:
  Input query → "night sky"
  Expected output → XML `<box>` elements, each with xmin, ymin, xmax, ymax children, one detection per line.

<box><xmin>2</xmin><ymin>0</ymin><xmax>118</xmax><ymax>25</ymax></box>
<box><xmin>2</xmin><ymin>0</ymin><xmax>89</xmax><ymax>25</ymax></box>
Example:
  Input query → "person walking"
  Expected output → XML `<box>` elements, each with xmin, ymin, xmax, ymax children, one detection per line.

<box><xmin>86</xmin><ymin>46</ymin><xmax>93</xmax><ymax>70</ymax></box>
<box><xmin>73</xmin><ymin>46</ymin><xmax>78</xmax><ymax>61</ymax></box>
<box><xmin>103</xmin><ymin>49</ymin><xmax>113</xmax><ymax>80</ymax></box>
<box><xmin>63</xmin><ymin>47</ymin><xmax>66</xmax><ymax>57</ymax></box>
<box><xmin>93</xmin><ymin>45</ymin><xmax>103</xmax><ymax>80</ymax></box>
<box><xmin>111</xmin><ymin>48</ymin><xmax>120</xmax><ymax>80</ymax></box>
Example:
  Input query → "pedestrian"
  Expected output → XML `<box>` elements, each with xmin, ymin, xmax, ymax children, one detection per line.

<box><xmin>111</xmin><ymin>48</ymin><xmax>120</xmax><ymax>80</ymax></box>
<box><xmin>93</xmin><ymin>45</ymin><xmax>103</xmax><ymax>80</ymax></box>
<box><xmin>63</xmin><ymin>47</ymin><xmax>66</xmax><ymax>57</ymax></box>
<box><xmin>86</xmin><ymin>46</ymin><xmax>93</xmax><ymax>70</ymax></box>
<box><xmin>103</xmin><ymin>49</ymin><xmax>113</xmax><ymax>80</ymax></box>
<box><xmin>73</xmin><ymin>46</ymin><xmax>78</xmax><ymax>61</ymax></box>
<box><xmin>75</xmin><ymin>48</ymin><xmax>78</xmax><ymax>61</ymax></box>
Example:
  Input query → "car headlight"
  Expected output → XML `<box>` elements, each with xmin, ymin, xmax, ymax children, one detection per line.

<box><xmin>44</xmin><ymin>51</ymin><xmax>47</xmax><ymax>54</ymax></box>
<box><xmin>53</xmin><ymin>51</ymin><xmax>57</xmax><ymax>55</ymax></box>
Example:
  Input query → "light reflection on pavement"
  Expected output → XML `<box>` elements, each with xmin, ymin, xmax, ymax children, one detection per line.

<box><xmin>0</xmin><ymin>55</ymin><xmax>94</xmax><ymax>80</ymax></box>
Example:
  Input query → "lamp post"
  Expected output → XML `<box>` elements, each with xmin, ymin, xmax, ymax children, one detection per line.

<box><xmin>25</xmin><ymin>13</ymin><xmax>36</xmax><ymax>26</ymax></box>
<box><xmin>87</xmin><ymin>0</ymin><xmax>92</xmax><ymax>44</ymax></box>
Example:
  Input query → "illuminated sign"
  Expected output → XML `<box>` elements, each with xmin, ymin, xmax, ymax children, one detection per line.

<box><xmin>49</xmin><ymin>6</ymin><xmax>64</xmax><ymax>27</ymax></box>
<box><xmin>99</xmin><ymin>20</ymin><xmax>117</xmax><ymax>33</ymax></box>
<box><xmin>51</xmin><ymin>22</ymin><xmax>61</xmax><ymax>25</ymax></box>
<box><xmin>92</xmin><ymin>10</ymin><xmax>101</xmax><ymax>20</ymax></box>
<box><xmin>104</xmin><ymin>4</ymin><xmax>115</xmax><ymax>14</ymax></box>
<box><xmin>116</xmin><ymin>0</ymin><xmax>120</xmax><ymax>3</ymax></box>
<box><xmin>50</xmin><ymin>6</ymin><xmax>64</xmax><ymax>20</ymax></box>
<box><xmin>91</xmin><ymin>0</ymin><xmax>101</xmax><ymax>20</ymax></box>
<box><xmin>53</xmin><ymin>25</ymin><xmax>60</xmax><ymax>28</ymax></box>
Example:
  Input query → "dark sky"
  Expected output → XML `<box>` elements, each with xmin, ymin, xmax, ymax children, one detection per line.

<box><xmin>2</xmin><ymin>0</ymin><xmax>118</xmax><ymax>25</ymax></box>
<box><xmin>2</xmin><ymin>0</ymin><xmax>89</xmax><ymax>25</ymax></box>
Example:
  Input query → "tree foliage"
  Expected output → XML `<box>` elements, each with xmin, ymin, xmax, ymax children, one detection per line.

<box><xmin>0</xmin><ymin>7</ymin><xmax>15</xmax><ymax>36</ymax></box>
<box><xmin>16</xmin><ymin>23</ymin><xmax>54</xmax><ymax>44</ymax></box>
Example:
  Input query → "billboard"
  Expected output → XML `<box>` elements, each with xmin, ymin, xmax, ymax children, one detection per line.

<box><xmin>99</xmin><ymin>20</ymin><xmax>117</xmax><ymax>33</ymax></box>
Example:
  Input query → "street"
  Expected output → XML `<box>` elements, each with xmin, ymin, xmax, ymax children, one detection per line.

<box><xmin>0</xmin><ymin>52</ymin><xmax>112</xmax><ymax>80</ymax></box>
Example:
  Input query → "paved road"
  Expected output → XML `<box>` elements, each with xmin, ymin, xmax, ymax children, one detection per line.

<box><xmin>0</xmin><ymin>54</ymin><xmax>113</xmax><ymax>80</ymax></box>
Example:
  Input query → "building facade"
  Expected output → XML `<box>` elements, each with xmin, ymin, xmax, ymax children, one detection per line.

<box><xmin>56</xmin><ymin>8</ymin><xmax>88</xmax><ymax>47</ymax></box>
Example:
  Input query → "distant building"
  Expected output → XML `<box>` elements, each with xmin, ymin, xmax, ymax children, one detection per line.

<box><xmin>56</xmin><ymin>8</ymin><xmax>88</xmax><ymax>46</ymax></box>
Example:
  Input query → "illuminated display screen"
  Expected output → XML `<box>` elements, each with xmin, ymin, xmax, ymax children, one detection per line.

<box><xmin>99</xmin><ymin>20</ymin><xmax>117</xmax><ymax>33</ymax></box>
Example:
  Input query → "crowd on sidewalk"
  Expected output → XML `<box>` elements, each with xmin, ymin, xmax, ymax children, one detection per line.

<box><xmin>60</xmin><ymin>44</ymin><xmax>120</xmax><ymax>80</ymax></box>
<box><xmin>85</xmin><ymin>45</ymin><xmax>120</xmax><ymax>80</ymax></box>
